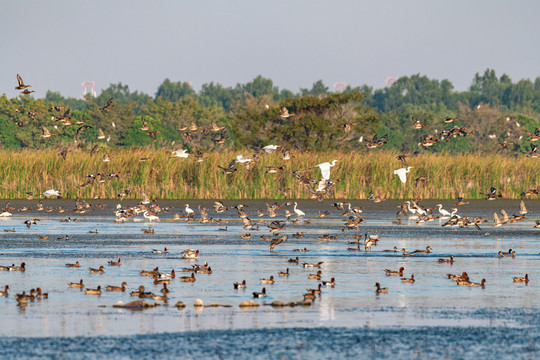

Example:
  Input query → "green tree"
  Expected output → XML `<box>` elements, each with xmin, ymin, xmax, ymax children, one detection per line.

<box><xmin>97</xmin><ymin>83</ymin><xmax>151</xmax><ymax>111</ymax></box>
<box><xmin>238</xmin><ymin>75</ymin><xmax>278</xmax><ymax>99</ymax></box>
<box><xmin>198</xmin><ymin>82</ymin><xmax>238</xmax><ymax>111</ymax></box>
<box><xmin>301</xmin><ymin>80</ymin><xmax>329</xmax><ymax>97</ymax></box>
<box><xmin>155</xmin><ymin>79</ymin><xmax>196</xmax><ymax>102</ymax></box>
<box><xmin>230</xmin><ymin>92</ymin><xmax>379</xmax><ymax>150</ymax></box>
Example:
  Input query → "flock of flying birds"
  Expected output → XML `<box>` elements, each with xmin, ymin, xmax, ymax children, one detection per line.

<box><xmin>1</xmin><ymin>74</ymin><xmax>538</xmax><ymax>308</ymax></box>
<box><xmin>10</xmin><ymin>74</ymin><xmax>539</xmax><ymax>195</ymax></box>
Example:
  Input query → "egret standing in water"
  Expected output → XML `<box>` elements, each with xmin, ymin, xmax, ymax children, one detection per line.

<box><xmin>185</xmin><ymin>204</ymin><xmax>195</xmax><ymax>217</ymax></box>
<box><xmin>143</xmin><ymin>211</ymin><xmax>159</xmax><ymax>222</ymax></box>
<box><xmin>394</xmin><ymin>167</ymin><xmax>412</xmax><ymax>183</ymax></box>
<box><xmin>436</xmin><ymin>204</ymin><xmax>452</xmax><ymax>217</ymax></box>
<box><xmin>287</xmin><ymin>202</ymin><xmax>305</xmax><ymax>217</ymax></box>
<box><xmin>316</xmin><ymin>160</ymin><xmax>339</xmax><ymax>180</ymax></box>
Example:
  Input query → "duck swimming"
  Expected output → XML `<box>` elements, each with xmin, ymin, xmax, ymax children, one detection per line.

<box><xmin>233</xmin><ymin>280</ymin><xmax>246</xmax><ymax>289</ymax></box>
<box><xmin>260</xmin><ymin>276</ymin><xmax>275</xmax><ymax>285</ymax></box>
<box><xmin>85</xmin><ymin>286</ymin><xmax>102</xmax><ymax>295</ymax></box>
<box><xmin>252</xmin><ymin>288</ymin><xmax>267</xmax><ymax>298</ymax></box>
<box><xmin>513</xmin><ymin>274</ymin><xmax>529</xmax><ymax>283</ymax></box>
<box><xmin>69</xmin><ymin>279</ymin><xmax>84</xmax><ymax>288</ymax></box>
<box><xmin>385</xmin><ymin>267</ymin><xmax>404</xmax><ymax>276</ymax></box>
<box><xmin>106</xmin><ymin>282</ymin><xmax>127</xmax><ymax>292</ymax></box>
<box><xmin>89</xmin><ymin>265</ymin><xmax>105</xmax><ymax>274</ymax></box>
<box><xmin>375</xmin><ymin>283</ymin><xmax>388</xmax><ymax>294</ymax></box>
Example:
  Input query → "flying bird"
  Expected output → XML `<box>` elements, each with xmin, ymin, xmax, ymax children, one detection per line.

<box><xmin>263</xmin><ymin>145</ymin><xmax>281</xmax><ymax>154</ymax></box>
<box><xmin>315</xmin><ymin>160</ymin><xmax>339</xmax><ymax>180</ymax></box>
<box><xmin>270</xmin><ymin>235</ymin><xmax>288</xmax><ymax>251</ymax></box>
<box><xmin>279</xmin><ymin>107</ymin><xmax>295</xmax><ymax>119</ymax></box>
<box><xmin>213</xmin><ymin>128</ymin><xmax>230</xmax><ymax>144</ymax></box>
<box><xmin>171</xmin><ymin>149</ymin><xmax>189</xmax><ymax>158</ymax></box>
<box><xmin>394</xmin><ymin>166</ymin><xmax>412</xmax><ymax>183</ymax></box>
<box><xmin>41</xmin><ymin>126</ymin><xmax>56</xmax><ymax>138</ymax></box>
<box><xmin>218</xmin><ymin>159</ymin><xmax>237</xmax><ymax>174</ymax></box>
<box><xmin>526</xmin><ymin>143</ymin><xmax>538</xmax><ymax>158</ymax></box>
<box><xmin>366</xmin><ymin>134</ymin><xmax>388</xmax><ymax>149</ymax></box>
<box><xmin>90</xmin><ymin>144</ymin><xmax>102</xmax><ymax>156</ymax></box>
<box><xmin>195</xmin><ymin>151</ymin><xmax>204</xmax><ymax>162</ymax></box>
<box><xmin>97</xmin><ymin>128</ymin><xmax>109</xmax><ymax>140</ymax></box>
<box><xmin>443</xmin><ymin>117</ymin><xmax>458</xmax><ymax>123</ymax></box>
<box><xmin>146</xmin><ymin>131</ymin><xmax>159</xmax><ymax>140</ymax></box>
<box><xmin>74</xmin><ymin>125</ymin><xmax>91</xmax><ymax>142</ymax></box>
<box><xmin>99</xmin><ymin>98</ymin><xmax>115</xmax><ymax>112</ymax></box>
<box><xmin>483</xmin><ymin>187</ymin><xmax>502</xmax><ymax>200</ymax></box>
<box><xmin>396</xmin><ymin>154</ymin><xmax>408</xmax><ymax>166</ymax></box>
<box><xmin>58</xmin><ymin>149</ymin><xmax>68</xmax><ymax>160</ymax></box>
<box><xmin>15</xmin><ymin>74</ymin><xmax>31</xmax><ymax>90</ymax></box>
<box><xmin>209</xmin><ymin>122</ymin><xmax>226</xmax><ymax>132</ymax></box>
<box><xmin>43</xmin><ymin>189</ymin><xmax>61</xmax><ymax>198</ymax></box>
<box><xmin>140</xmin><ymin>116</ymin><xmax>153</xmax><ymax>131</ymax></box>
<box><xmin>411</xmin><ymin>117</ymin><xmax>428</xmax><ymax>129</ymax></box>
<box><xmin>526</xmin><ymin>128</ymin><xmax>540</xmax><ymax>142</ymax></box>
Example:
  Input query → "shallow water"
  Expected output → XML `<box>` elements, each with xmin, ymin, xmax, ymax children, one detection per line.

<box><xmin>1</xmin><ymin>199</ymin><xmax>539</xmax><ymax>358</ymax></box>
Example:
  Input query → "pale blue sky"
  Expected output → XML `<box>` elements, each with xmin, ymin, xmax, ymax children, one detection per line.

<box><xmin>2</xmin><ymin>1</ymin><xmax>539</xmax><ymax>99</ymax></box>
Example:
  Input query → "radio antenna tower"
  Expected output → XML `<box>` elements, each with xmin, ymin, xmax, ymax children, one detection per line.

<box><xmin>81</xmin><ymin>81</ymin><xmax>97</xmax><ymax>99</ymax></box>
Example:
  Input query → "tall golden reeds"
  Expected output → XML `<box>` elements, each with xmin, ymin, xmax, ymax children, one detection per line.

<box><xmin>0</xmin><ymin>148</ymin><xmax>537</xmax><ymax>199</ymax></box>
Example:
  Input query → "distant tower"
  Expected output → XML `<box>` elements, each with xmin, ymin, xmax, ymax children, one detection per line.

<box><xmin>81</xmin><ymin>81</ymin><xmax>97</xmax><ymax>99</ymax></box>
<box><xmin>386</xmin><ymin>77</ymin><xmax>397</xmax><ymax>88</ymax></box>
<box><xmin>333</xmin><ymin>82</ymin><xmax>347</xmax><ymax>92</ymax></box>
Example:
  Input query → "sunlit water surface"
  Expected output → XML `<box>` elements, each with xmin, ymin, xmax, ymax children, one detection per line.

<box><xmin>1</xmin><ymin>199</ymin><xmax>539</xmax><ymax>358</ymax></box>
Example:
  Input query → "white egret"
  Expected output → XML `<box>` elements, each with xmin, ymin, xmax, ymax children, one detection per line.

<box><xmin>171</xmin><ymin>149</ymin><xmax>189</xmax><ymax>158</ymax></box>
<box><xmin>236</xmin><ymin>155</ymin><xmax>253</xmax><ymax>163</ymax></box>
<box><xmin>436</xmin><ymin>204</ymin><xmax>452</xmax><ymax>217</ymax></box>
<box><xmin>288</xmin><ymin>202</ymin><xmax>305</xmax><ymax>217</ymax></box>
<box><xmin>43</xmin><ymin>189</ymin><xmax>61</xmax><ymax>198</ymax></box>
<box><xmin>316</xmin><ymin>160</ymin><xmax>339</xmax><ymax>180</ymax></box>
<box><xmin>262</xmin><ymin>145</ymin><xmax>280</xmax><ymax>154</ymax></box>
<box><xmin>393</xmin><ymin>166</ymin><xmax>412</xmax><ymax>183</ymax></box>
<box><xmin>185</xmin><ymin>204</ymin><xmax>194</xmax><ymax>216</ymax></box>
<box><xmin>143</xmin><ymin>211</ymin><xmax>159</xmax><ymax>222</ymax></box>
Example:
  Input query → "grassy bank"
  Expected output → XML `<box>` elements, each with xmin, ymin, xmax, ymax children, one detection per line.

<box><xmin>0</xmin><ymin>148</ymin><xmax>537</xmax><ymax>199</ymax></box>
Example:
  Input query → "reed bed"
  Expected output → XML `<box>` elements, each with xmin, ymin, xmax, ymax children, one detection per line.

<box><xmin>0</xmin><ymin>148</ymin><xmax>537</xmax><ymax>199</ymax></box>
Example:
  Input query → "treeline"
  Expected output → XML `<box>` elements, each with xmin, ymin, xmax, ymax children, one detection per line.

<box><xmin>0</xmin><ymin>69</ymin><xmax>539</xmax><ymax>154</ymax></box>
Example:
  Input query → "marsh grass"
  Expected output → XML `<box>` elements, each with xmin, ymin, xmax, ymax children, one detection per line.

<box><xmin>0</xmin><ymin>148</ymin><xmax>537</xmax><ymax>199</ymax></box>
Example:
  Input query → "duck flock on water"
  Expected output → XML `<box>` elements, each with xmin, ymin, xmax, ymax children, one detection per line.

<box><xmin>1</xmin><ymin>74</ymin><xmax>539</xmax><ymax>309</ymax></box>
<box><xmin>0</xmin><ymin>191</ymin><xmax>537</xmax><ymax>309</ymax></box>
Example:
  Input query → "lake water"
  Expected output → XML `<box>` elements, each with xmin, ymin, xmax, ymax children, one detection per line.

<box><xmin>0</xmin><ymin>199</ymin><xmax>539</xmax><ymax>359</ymax></box>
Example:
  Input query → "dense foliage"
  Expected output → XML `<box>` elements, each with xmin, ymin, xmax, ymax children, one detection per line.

<box><xmin>1</xmin><ymin>69</ymin><xmax>539</xmax><ymax>155</ymax></box>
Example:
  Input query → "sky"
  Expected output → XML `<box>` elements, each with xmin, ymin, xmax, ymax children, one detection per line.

<box><xmin>2</xmin><ymin>1</ymin><xmax>540</xmax><ymax>99</ymax></box>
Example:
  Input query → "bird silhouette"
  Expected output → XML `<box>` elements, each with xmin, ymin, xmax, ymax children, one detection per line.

<box><xmin>15</xmin><ymin>74</ymin><xmax>31</xmax><ymax>90</ymax></box>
